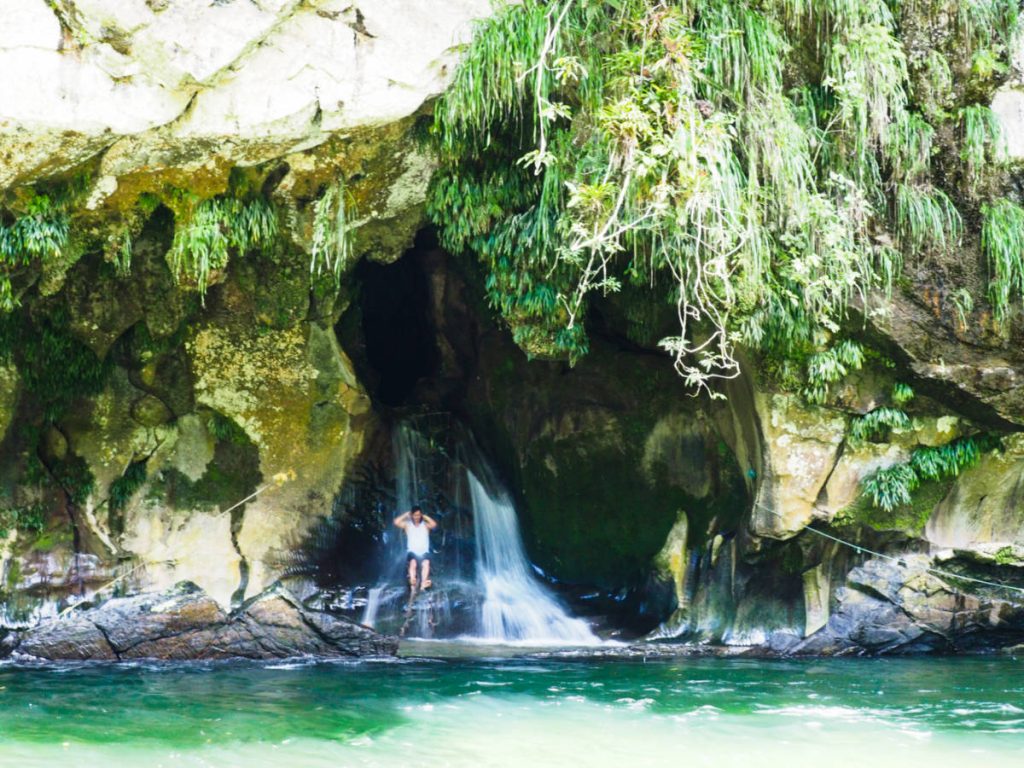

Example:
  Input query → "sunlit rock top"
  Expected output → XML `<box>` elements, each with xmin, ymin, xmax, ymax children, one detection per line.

<box><xmin>0</xmin><ymin>0</ymin><xmax>491</xmax><ymax>187</ymax></box>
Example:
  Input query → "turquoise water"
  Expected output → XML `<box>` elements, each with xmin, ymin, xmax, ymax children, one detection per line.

<box><xmin>1</xmin><ymin>649</ymin><xmax>1022</xmax><ymax>767</ymax></box>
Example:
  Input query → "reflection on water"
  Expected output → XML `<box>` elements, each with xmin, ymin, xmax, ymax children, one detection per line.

<box><xmin>1</xmin><ymin>656</ymin><xmax>1023</xmax><ymax>766</ymax></box>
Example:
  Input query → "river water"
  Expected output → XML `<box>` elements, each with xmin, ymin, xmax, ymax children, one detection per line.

<box><xmin>1</xmin><ymin>650</ymin><xmax>1022</xmax><ymax>767</ymax></box>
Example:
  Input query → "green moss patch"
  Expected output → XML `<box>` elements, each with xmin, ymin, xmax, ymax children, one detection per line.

<box><xmin>837</xmin><ymin>477</ymin><xmax>955</xmax><ymax>536</ymax></box>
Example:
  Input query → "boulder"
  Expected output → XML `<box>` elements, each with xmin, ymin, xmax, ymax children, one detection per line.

<box><xmin>18</xmin><ymin>613</ymin><xmax>120</xmax><ymax>661</ymax></box>
<box><xmin>9</xmin><ymin>583</ymin><xmax>398</xmax><ymax>661</ymax></box>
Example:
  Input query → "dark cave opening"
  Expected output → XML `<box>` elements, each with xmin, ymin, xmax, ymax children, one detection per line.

<box><xmin>348</xmin><ymin>232</ymin><xmax>441</xmax><ymax>408</ymax></box>
<box><xmin>324</xmin><ymin>228</ymin><xmax>756</xmax><ymax>639</ymax></box>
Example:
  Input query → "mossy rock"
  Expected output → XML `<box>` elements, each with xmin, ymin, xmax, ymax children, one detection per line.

<box><xmin>232</xmin><ymin>250</ymin><xmax>311</xmax><ymax>330</ymax></box>
<box><xmin>130</xmin><ymin>395</ymin><xmax>173</xmax><ymax>427</ymax></box>
<box><xmin>151</xmin><ymin>434</ymin><xmax>261</xmax><ymax>513</ymax></box>
<box><xmin>835</xmin><ymin>477</ymin><xmax>954</xmax><ymax>537</ymax></box>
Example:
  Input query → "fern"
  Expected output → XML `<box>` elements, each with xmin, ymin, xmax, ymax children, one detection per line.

<box><xmin>848</xmin><ymin>406</ymin><xmax>911</xmax><ymax>443</ymax></box>
<box><xmin>956</xmin><ymin>0</ymin><xmax>1020</xmax><ymax>52</ymax></box>
<box><xmin>310</xmin><ymin>180</ymin><xmax>355</xmax><ymax>286</ymax></box>
<box><xmin>909</xmin><ymin>435</ymin><xmax>997</xmax><ymax>480</ymax></box>
<box><xmin>0</xmin><ymin>277</ymin><xmax>13</xmax><ymax>313</ymax></box>
<box><xmin>108</xmin><ymin>460</ymin><xmax>148</xmax><ymax>513</ymax></box>
<box><xmin>0</xmin><ymin>193</ymin><xmax>72</xmax><ymax>312</ymax></box>
<box><xmin>893</xmin><ymin>183</ymin><xmax>962</xmax><ymax>253</ymax></box>
<box><xmin>168</xmin><ymin>194</ymin><xmax>277</xmax><ymax>296</ymax></box>
<box><xmin>891</xmin><ymin>382</ymin><xmax>915</xmax><ymax>406</ymax></box>
<box><xmin>0</xmin><ymin>200</ymin><xmax>69</xmax><ymax>263</ymax></box>
<box><xmin>0</xmin><ymin>500</ymin><xmax>46</xmax><ymax>539</ymax></box>
<box><xmin>981</xmin><ymin>198</ymin><xmax>1024</xmax><ymax>325</ymax></box>
<box><xmin>825</xmin><ymin>20</ymin><xmax>908</xmax><ymax>174</ymax></box>
<box><xmin>950</xmin><ymin>287</ymin><xmax>974</xmax><ymax>330</ymax></box>
<box><xmin>863</xmin><ymin>462</ymin><xmax>919</xmax><ymax>512</ymax></box>
<box><xmin>207</xmin><ymin>411</ymin><xmax>250</xmax><ymax>446</ymax></box>
<box><xmin>959</xmin><ymin>104</ymin><xmax>1005</xmax><ymax>194</ymax></box>
<box><xmin>429</xmin><ymin>0</ymin><xmax>1016</xmax><ymax>389</ymax></box>
<box><xmin>106</xmin><ymin>225</ymin><xmax>133</xmax><ymax>277</ymax></box>
<box><xmin>885</xmin><ymin>112</ymin><xmax>934</xmax><ymax>181</ymax></box>
<box><xmin>862</xmin><ymin>434</ymin><xmax>1001</xmax><ymax>511</ymax></box>
<box><xmin>801</xmin><ymin>340</ymin><xmax>865</xmax><ymax>404</ymax></box>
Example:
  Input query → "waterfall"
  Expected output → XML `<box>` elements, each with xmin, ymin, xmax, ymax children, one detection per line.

<box><xmin>468</xmin><ymin>472</ymin><xmax>597</xmax><ymax>644</ymax></box>
<box><xmin>363</xmin><ymin>416</ymin><xmax>597</xmax><ymax>644</ymax></box>
<box><xmin>393</xmin><ymin>422</ymin><xmax>425</xmax><ymax>514</ymax></box>
<box><xmin>361</xmin><ymin>586</ymin><xmax>384</xmax><ymax>627</ymax></box>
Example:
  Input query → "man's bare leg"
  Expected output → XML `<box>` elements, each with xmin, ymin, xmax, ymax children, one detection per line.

<box><xmin>408</xmin><ymin>558</ymin><xmax>418</xmax><ymax>588</ymax></box>
<box><xmin>421</xmin><ymin>559</ymin><xmax>431</xmax><ymax>589</ymax></box>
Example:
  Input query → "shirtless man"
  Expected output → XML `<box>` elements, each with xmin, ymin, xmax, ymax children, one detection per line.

<box><xmin>393</xmin><ymin>505</ymin><xmax>438</xmax><ymax>589</ymax></box>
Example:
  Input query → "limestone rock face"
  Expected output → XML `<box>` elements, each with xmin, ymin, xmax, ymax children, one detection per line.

<box><xmin>992</xmin><ymin>87</ymin><xmax>1024</xmax><ymax>160</ymax></box>
<box><xmin>0</xmin><ymin>0</ymin><xmax>490</xmax><ymax>186</ymax></box>
<box><xmin>749</xmin><ymin>393</ymin><xmax>847</xmax><ymax>538</ymax></box>
<box><xmin>0</xmin><ymin>551</ymin><xmax>115</xmax><ymax>629</ymax></box>
<box><xmin>186</xmin><ymin>291</ymin><xmax>373</xmax><ymax>599</ymax></box>
<box><xmin>0</xmin><ymin>244</ymin><xmax>381</xmax><ymax>614</ymax></box>
<box><xmin>992</xmin><ymin>38</ymin><xmax>1024</xmax><ymax>161</ymax></box>
<box><xmin>642</xmin><ymin>361</ymin><xmax>1024</xmax><ymax>650</ymax></box>
<box><xmin>926</xmin><ymin>434</ymin><xmax>1024</xmax><ymax>551</ymax></box>
<box><xmin>120</xmin><ymin>507</ymin><xmax>242</xmax><ymax>608</ymax></box>
<box><xmin>11</xmin><ymin>583</ymin><xmax>398</xmax><ymax>661</ymax></box>
<box><xmin>652</xmin><ymin>511</ymin><xmax>689</xmax><ymax>624</ymax></box>
<box><xmin>864</xmin><ymin>292</ymin><xmax>1024</xmax><ymax>428</ymax></box>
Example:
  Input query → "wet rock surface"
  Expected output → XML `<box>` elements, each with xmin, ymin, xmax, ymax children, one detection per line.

<box><xmin>793</xmin><ymin>557</ymin><xmax>1024</xmax><ymax>655</ymax></box>
<box><xmin>7</xmin><ymin>584</ymin><xmax>398</xmax><ymax>661</ymax></box>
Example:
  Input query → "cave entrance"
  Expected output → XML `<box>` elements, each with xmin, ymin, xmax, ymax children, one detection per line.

<box><xmin>350</xmin><ymin>233</ymin><xmax>440</xmax><ymax>407</ymax></box>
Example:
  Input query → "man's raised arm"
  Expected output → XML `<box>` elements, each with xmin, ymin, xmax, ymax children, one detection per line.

<box><xmin>393</xmin><ymin>511</ymin><xmax>409</xmax><ymax>529</ymax></box>
<box><xmin>423</xmin><ymin>513</ymin><xmax>439</xmax><ymax>530</ymax></box>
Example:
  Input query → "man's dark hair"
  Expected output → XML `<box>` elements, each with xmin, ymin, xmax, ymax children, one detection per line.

<box><xmin>412</xmin><ymin>505</ymin><xmax>423</xmax><ymax>513</ymax></box>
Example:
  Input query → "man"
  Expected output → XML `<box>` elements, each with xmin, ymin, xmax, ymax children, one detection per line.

<box><xmin>393</xmin><ymin>505</ymin><xmax>438</xmax><ymax>589</ymax></box>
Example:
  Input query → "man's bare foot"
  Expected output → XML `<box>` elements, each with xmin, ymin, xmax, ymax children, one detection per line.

<box><xmin>422</xmin><ymin>579</ymin><xmax>432</xmax><ymax>589</ymax></box>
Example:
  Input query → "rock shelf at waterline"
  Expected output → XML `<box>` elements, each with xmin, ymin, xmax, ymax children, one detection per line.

<box><xmin>1</xmin><ymin>583</ymin><xmax>397</xmax><ymax>661</ymax></box>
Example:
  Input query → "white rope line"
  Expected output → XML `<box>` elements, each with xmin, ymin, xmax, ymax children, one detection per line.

<box><xmin>56</xmin><ymin>560</ymin><xmax>164</xmax><ymax>619</ymax></box>
<box><xmin>221</xmin><ymin>483</ymin><xmax>272</xmax><ymax>516</ymax></box>
<box><xmin>752</xmin><ymin>501</ymin><xmax>1024</xmax><ymax>597</ymax></box>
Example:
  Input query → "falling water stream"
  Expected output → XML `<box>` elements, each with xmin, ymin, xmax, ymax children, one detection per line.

<box><xmin>361</xmin><ymin>418</ymin><xmax>596</xmax><ymax>644</ymax></box>
<box><xmin>469</xmin><ymin>472</ymin><xmax>595</xmax><ymax>643</ymax></box>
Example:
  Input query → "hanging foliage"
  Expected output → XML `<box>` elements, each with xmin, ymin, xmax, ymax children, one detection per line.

<box><xmin>428</xmin><ymin>0</ymin><xmax>1020</xmax><ymax>392</ymax></box>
